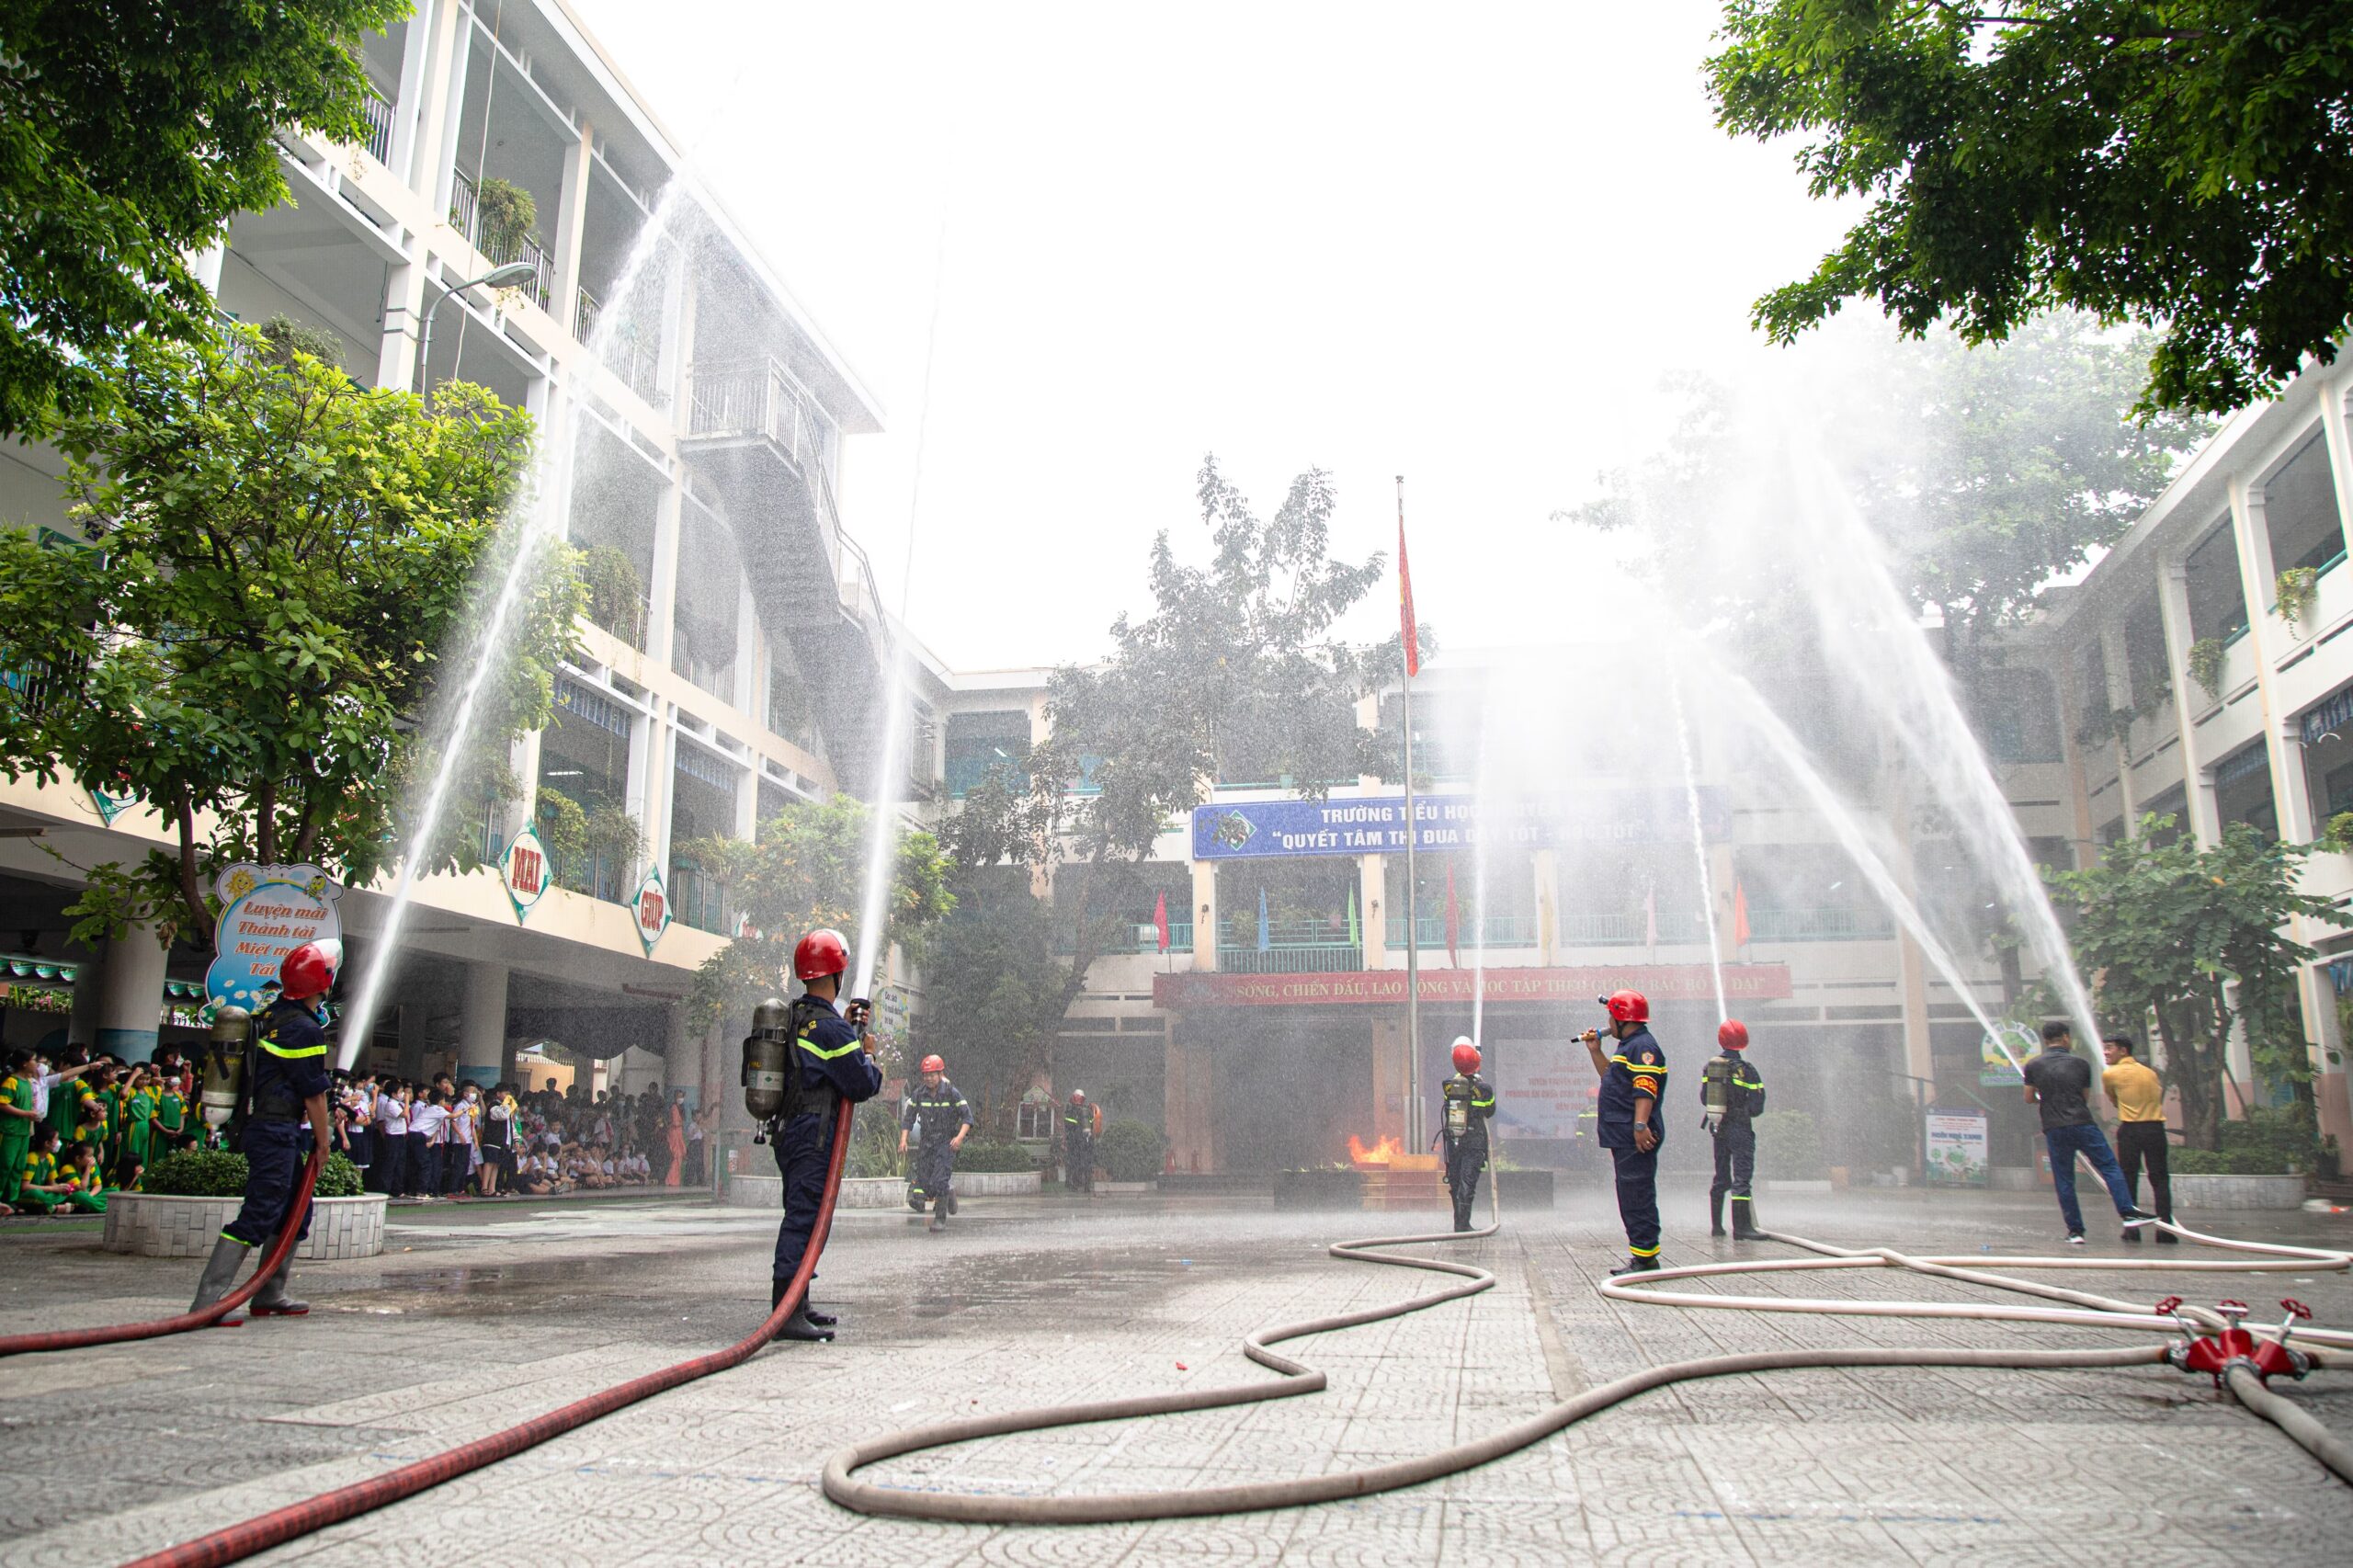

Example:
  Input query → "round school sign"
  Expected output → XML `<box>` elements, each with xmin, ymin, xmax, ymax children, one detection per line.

<box><xmin>631</xmin><ymin>866</ymin><xmax>670</xmax><ymax>955</ymax></box>
<box><xmin>205</xmin><ymin>863</ymin><xmax>344</xmax><ymax>1010</ymax></box>
<box><xmin>502</xmin><ymin>821</ymin><xmax>551</xmax><ymax>924</ymax></box>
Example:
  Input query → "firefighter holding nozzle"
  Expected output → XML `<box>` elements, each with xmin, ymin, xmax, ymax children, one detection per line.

<box><xmin>1702</xmin><ymin>1019</ymin><xmax>1767</xmax><ymax>1240</ymax></box>
<box><xmin>1437</xmin><ymin>1037</ymin><xmax>1496</xmax><ymax>1232</ymax></box>
<box><xmin>1581</xmin><ymin>988</ymin><xmax>1666</xmax><ymax>1275</ymax></box>
<box><xmin>741</xmin><ymin>928</ymin><xmax>881</xmax><ymax>1341</ymax></box>
<box><xmin>188</xmin><ymin>940</ymin><xmax>340</xmax><ymax>1323</ymax></box>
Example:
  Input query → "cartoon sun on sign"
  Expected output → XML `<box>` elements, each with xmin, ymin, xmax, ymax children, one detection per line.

<box><xmin>1211</xmin><ymin>811</ymin><xmax>1257</xmax><ymax>850</ymax></box>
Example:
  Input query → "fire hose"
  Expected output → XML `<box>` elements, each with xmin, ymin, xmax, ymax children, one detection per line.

<box><xmin>116</xmin><ymin>1101</ymin><xmax>855</xmax><ymax>1568</ymax></box>
<box><xmin>821</xmin><ymin>1214</ymin><xmax>2353</xmax><ymax>1522</ymax></box>
<box><xmin>0</xmin><ymin>1150</ymin><xmax>323</xmax><ymax>1358</ymax></box>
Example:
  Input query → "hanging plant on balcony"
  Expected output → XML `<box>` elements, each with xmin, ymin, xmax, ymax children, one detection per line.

<box><xmin>2188</xmin><ymin>637</ymin><xmax>2226</xmax><ymax>702</ymax></box>
<box><xmin>474</xmin><ymin>176</ymin><xmax>538</xmax><ymax>265</ymax></box>
<box><xmin>2277</xmin><ymin>567</ymin><xmax>2320</xmax><ymax>635</ymax></box>
<box><xmin>581</xmin><ymin>545</ymin><xmax>645</xmax><ymax>647</ymax></box>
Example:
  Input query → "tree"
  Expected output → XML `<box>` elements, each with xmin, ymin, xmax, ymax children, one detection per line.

<box><xmin>909</xmin><ymin>872</ymin><xmax>1070</xmax><ymax>1122</ymax></box>
<box><xmin>681</xmin><ymin>796</ymin><xmax>952</xmax><ymax>1033</ymax></box>
<box><xmin>1708</xmin><ymin>3</ymin><xmax>2353</xmax><ymax>415</ymax></box>
<box><xmin>2048</xmin><ymin>814</ymin><xmax>2328</xmax><ymax>1149</ymax></box>
<box><xmin>0</xmin><ymin>0</ymin><xmax>406</xmax><ymax>438</ymax></box>
<box><xmin>943</xmin><ymin>458</ymin><xmax>1415</xmax><ymax>1040</ymax></box>
<box><xmin>0</xmin><ymin>325</ymin><xmax>570</xmax><ymax>949</ymax></box>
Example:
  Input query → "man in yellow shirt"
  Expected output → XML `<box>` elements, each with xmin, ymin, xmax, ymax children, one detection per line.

<box><xmin>2101</xmin><ymin>1035</ymin><xmax>2175</xmax><ymax>1244</ymax></box>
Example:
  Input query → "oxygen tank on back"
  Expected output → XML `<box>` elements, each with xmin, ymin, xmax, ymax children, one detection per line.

<box><xmin>743</xmin><ymin>997</ymin><xmax>792</xmax><ymax>1138</ymax></box>
<box><xmin>200</xmin><ymin>1006</ymin><xmax>252</xmax><ymax>1132</ymax></box>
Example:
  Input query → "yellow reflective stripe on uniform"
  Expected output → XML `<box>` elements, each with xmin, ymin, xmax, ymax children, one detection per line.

<box><xmin>796</xmin><ymin>1034</ymin><xmax>863</xmax><ymax>1062</ymax></box>
<box><xmin>1629</xmin><ymin>1244</ymin><xmax>1661</xmax><ymax>1256</ymax></box>
<box><xmin>1471</xmin><ymin>1095</ymin><xmax>1495</xmax><ymax>1108</ymax></box>
<box><xmin>257</xmin><ymin>1040</ymin><xmax>326</xmax><ymax>1060</ymax></box>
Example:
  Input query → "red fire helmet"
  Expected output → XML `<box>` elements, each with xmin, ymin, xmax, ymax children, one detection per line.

<box><xmin>1450</xmin><ymin>1037</ymin><xmax>1481</xmax><ymax>1074</ymax></box>
<box><xmin>793</xmin><ymin>928</ymin><xmax>848</xmax><ymax>982</ymax></box>
<box><xmin>279</xmin><ymin>939</ymin><xmax>342</xmax><ymax>1000</ymax></box>
<box><xmin>1599</xmin><ymin>989</ymin><xmax>1650</xmax><ymax>1025</ymax></box>
<box><xmin>919</xmin><ymin>1054</ymin><xmax>946</xmax><ymax>1075</ymax></box>
<box><xmin>1718</xmin><ymin>1019</ymin><xmax>1750</xmax><ymax>1051</ymax></box>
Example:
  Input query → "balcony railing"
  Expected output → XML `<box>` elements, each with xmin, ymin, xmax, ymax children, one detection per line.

<box><xmin>448</xmin><ymin>167</ymin><xmax>553</xmax><ymax>310</ymax></box>
<box><xmin>685</xmin><ymin>358</ymin><xmax>833</xmax><ymax>474</ymax></box>
<box><xmin>1217</xmin><ymin>944</ymin><xmax>1362</xmax><ymax>975</ymax></box>
<box><xmin>669</xmin><ymin>859</ymin><xmax>728</xmax><ymax>935</ymax></box>
<box><xmin>1055</xmin><ymin>921</ymin><xmax>1196</xmax><ymax>957</ymax></box>
<box><xmin>1383</xmin><ymin>914</ymin><xmax>1542</xmax><ymax>950</ymax></box>
<box><xmin>1744</xmin><ymin>906</ymin><xmax>1898</xmax><ymax>942</ymax></box>
<box><xmin>360</xmin><ymin>89</ymin><xmax>395</xmax><ymax>165</ymax></box>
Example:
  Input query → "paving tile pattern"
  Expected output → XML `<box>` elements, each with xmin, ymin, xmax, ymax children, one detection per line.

<box><xmin>2</xmin><ymin>1187</ymin><xmax>2349</xmax><ymax>1565</ymax></box>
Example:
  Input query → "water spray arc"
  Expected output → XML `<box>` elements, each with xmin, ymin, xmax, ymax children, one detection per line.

<box><xmin>340</xmin><ymin>183</ymin><xmax>690</xmax><ymax>1068</ymax></box>
<box><xmin>1666</xmin><ymin>663</ymin><xmax>1728</xmax><ymax>1024</ymax></box>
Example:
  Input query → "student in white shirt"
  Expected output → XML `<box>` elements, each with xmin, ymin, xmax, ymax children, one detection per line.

<box><xmin>372</xmin><ymin>1084</ymin><xmax>410</xmax><ymax>1195</ymax></box>
<box><xmin>406</xmin><ymin>1089</ymin><xmax>449</xmax><ymax>1200</ymax></box>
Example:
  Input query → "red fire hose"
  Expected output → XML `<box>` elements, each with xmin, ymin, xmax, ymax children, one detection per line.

<box><xmin>0</xmin><ymin>1149</ymin><xmax>324</xmax><ymax>1358</ymax></box>
<box><xmin>119</xmin><ymin>1101</ymin><xmax>856</xmax><ymax>1568</ymax></box>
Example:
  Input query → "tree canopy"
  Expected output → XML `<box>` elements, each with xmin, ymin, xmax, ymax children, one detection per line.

<box><xmin>2048</xmin><ymin>814</ymin><xmax>2327</xmax><ymax>1149</ymax></box>
<box><xmin>0</xmin><ymin>326</ymin><xmax>569</xmax><ymax>948</ymax></box>
<box><xmin>681</xmin><ymin>795</ymin><xmax>952</xmax><ymax>1033</ymax></box>
<box><xmin>0</xmin><ymin>0</ymin><xmax>405</xmax><ymax>438</ymax></box>
<box><xmin>1708</xmin><ymin>3</ymin><xmax>2353</xmax><ymax>414</ymax></box>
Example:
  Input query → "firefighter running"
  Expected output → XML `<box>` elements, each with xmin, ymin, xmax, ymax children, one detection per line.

<box><xmin>188</xmin><ymin>941</ymin><xmax>340</xmax><ymax>1324</ymax></box>
<box><xmin>901</xmin><ymin>1056</ymin><xmax>972</xmax><ymax>1233</ymax></box>
<box><xmin>1437</xmin><ymin>1037</ymin><xmax>1496</xmax><ymax>1232</ymax></box>
<box><xmin>1701</xmin><ymin>1019</ymin><xmax>1767</xmax><ymax>1240</ymax></box>
<box><xmin>740</xmin><ymin>928</ymin><xmax>881</xmax><ymax>1341</ymax></box>
<box><xmin>1581</xmin><ymin>989</ymin><xmax>1666</xmax><ymax>1276</ymax></box>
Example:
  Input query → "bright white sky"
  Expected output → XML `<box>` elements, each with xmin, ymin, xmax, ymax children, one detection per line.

<box><xmin>571</xmin><ymin>0</ymin><xmax>1860</xmax><ymax>672</ymax></box>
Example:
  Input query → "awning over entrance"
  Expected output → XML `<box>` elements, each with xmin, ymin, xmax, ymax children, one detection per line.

<box><xmin>1153</xmin><ymin>962</ymin><xmax>1790</xmax><ymax>1009</ymax></box>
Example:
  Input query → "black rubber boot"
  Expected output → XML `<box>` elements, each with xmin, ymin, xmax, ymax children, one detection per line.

<box><xmin>190</xmin><ymin>1236</ymin><xmax>251</xmax><ymax>1324</ymax></box>
<box><xmin>2154</xmin><ymin>1224</ymin><xmax>2180</xmax><ymax>1244</ymax></box>
<box><xmin>906</xmin><ymin>1187</ymin><xmax>926</xmax><ymax>1213</ymax></box>
<box><xmin>943</xmin><ymin>1187</ymin><xmax>958</xmax><ymax>1217</ymax></box>
<box><xmin>773</xmin><ymin>1290</ymin><xmax>834</xmax><ymax>1341</ymax></box>
<box><xmin>249</xmin><ymin>1256</ymin><xmax>309</xmax><ymax>1317</ymax></box>
<box><xmin>1732</xmin><ymin>1199</ymin><xmax>1765</xmax><ymax>1241</ymax></box>
<box><xmin>801</xmin><ymin>1303</ymin><xmax>838</xmax><ymax>1329</ymax></box>
<box><xmin>1709</xmin><ymin>1191</ymin><xmax>1726</xmax><ymax>1237</ymax></box>
<box><xmin>1608</xmin><ymin>1256</ymin><xmax>1661</xmax><ymax>1277</ymax></box>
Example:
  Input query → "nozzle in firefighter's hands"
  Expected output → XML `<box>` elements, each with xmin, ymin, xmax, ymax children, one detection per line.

<box><xmin>1577</xmin><ymin>1028</ymin><xmax>1602</xmax><ymax>1046</ymax></box>
<box><xmin>846</xmin><ymin>997</ymin><xmax>873</xmax><ymax>1028</ymax></box>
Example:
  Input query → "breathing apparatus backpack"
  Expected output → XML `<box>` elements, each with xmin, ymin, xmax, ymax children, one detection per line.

<box><xmin>1700</xmin><ymin>1052</ymin><xmax>1758</xmax><ymax>1133</ymax></box>
<box><xmin>199</xmin><ymin>1006</ymin><xmax>256</xmax><ymax>1137</ymax></box>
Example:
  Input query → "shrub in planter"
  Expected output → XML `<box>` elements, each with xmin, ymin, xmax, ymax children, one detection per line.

<box><xmin>846</xmin><ymin>1103</ymin><xmax>907</xmax><ymax>1179</ymax></box>
<box><xmin>954</xmin><ymin>1140</ymin><xmax>1037</xmax><ymax>1174</ymax></box>
<box><xmin>142</xmin><ymin>1148</ymin><xmax>364</xmax><ymax>1199</ymax></box>
<box><xmin>1097</xmin><ymin>1119</ymin><xmax>1164</xmax><ymax>1182</ymax></box>
<box><xmin>1751</xmin><ymin>1110</ymin><xmax>1824</xmax><ymax>1178</ymax></box>
<box><xmin>473</xmin><ymin>176</ymin><xmax>538</xmax><ymax>262</ymax></box>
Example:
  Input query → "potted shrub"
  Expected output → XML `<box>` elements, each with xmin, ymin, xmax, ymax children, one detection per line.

<box><xmin>2278</xmin><ymin>567</ymin><xmax>2320</xmax><ymax>636</ymax></box>
<box><xmin>2188</xmin><ymin>638</ymin><xmax>2226</xmax><ymax>702</ymax></box>
<box><xmin>1096</xmin><ymin>1119</ymin><xmax>1164</xmax><ymax>1192</ymax></box>
<box><xmin>108</xmin><ymin>1148</ymin><xmax>386</xmax><ymax>1259</ymax></box>
<box><xmin>1753</xmin><ymin>1109</ymin><xmax>1830</xmax><ymax>1193</ymax></box>
<box><xmin>472</xmin><ymin>176</ymin><xmax>538</xmax><ymax>264</ymax></box>
<box><xmin>953</xmin><ymin>1137</ymin><xmax>1044</xmax><ymax>1196</ymax></box>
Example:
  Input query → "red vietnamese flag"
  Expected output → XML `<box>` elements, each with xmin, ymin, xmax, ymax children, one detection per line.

<box><xmin>1154</xmin><ymin>889</ymin><xmax>1171</xmax><ymax>953</ymax></box>
<box><xmin>1733</xmin><ymin>881</ymin><xmax>1752</xmax><ymax>949</ymax></box>
<box><xmin>1397</xmin><ymin>489</ymin><xmax>1419</xmax><ymax>676</ymax></box>
<box><xmin>1444</xmin><ymin>862</ymin><xmax>1461</xmax><ymax>968</ymax></box>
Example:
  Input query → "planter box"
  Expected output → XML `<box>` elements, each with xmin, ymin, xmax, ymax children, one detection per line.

<box><xmin>1274</xmin><ymin>1170</ymin><xmax>1366</xmax><ymax>1210</ymax></box>
<box><xmin>1092</xmin><ymin>1179</ymin><xmax>1155</xmax><ymax>1196</ymax></box>
<box><xmin>102</xmin><ymin>1192</ymin><xmax>387</xmax><ymax>1260</ymax></box>
<box><xmin>2171</xmin><ymin>1174</ymin><xmax>2306</xmax><ymax>1210</ymax></box>
<box><xmin>955</xmin><ymin>1169</ymin><xmax>1042</xmax><ymax>1197</ymax></box>
<box><xmin>1495</xmin><ymin>1169</ymin><xmax>1554</xmax><ymax>1210</ymax></box>
<box><xmin>1765</xmin><ymin>1178</ymin><xmax>1833</xmax><ymax>1195</ymax></box>
<box><xmin>726</xmin><ymin>1175</ymin><xmax>909</xmax><ymax>1210</ymax></box>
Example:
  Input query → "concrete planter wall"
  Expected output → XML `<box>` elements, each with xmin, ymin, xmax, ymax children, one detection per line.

<box><xmin>1092</xmin><ymin>1179</ymin><xmax>1156</xmax><ymax>1196</ymax></box>
<box><xmin>955</xmin><ymin>1169</ymin><xmax>1042</xmax><ymax>1197</ymax></box>
<box><xmin>728</xmin><ymin>1171</ymin><xmax>1041</xmax><ymax>1209</ymax></box>
<box><xmin>2171</xmin><ymin>1174</ymin><xmax>2305</xmax><ymax>1210</ymax></box>
<box><xmin>1765</xmin><ymin>1178</ymin><xmax>1833</xmax><ymax>1195</ymax></box>
<box><xmin>102</xmin><ymin>1192</ymin><xmax>388</xmax><ymax>1260</ymax></box>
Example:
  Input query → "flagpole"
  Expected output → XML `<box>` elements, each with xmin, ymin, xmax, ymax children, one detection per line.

<box><xmin>1398</xmin><ymin>474</ymin><xmax>1423</xmax><ymax>1154</ymax></box>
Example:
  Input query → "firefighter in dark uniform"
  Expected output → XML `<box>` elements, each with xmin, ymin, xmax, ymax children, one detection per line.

<box><xmin>1438</xmin><ymin>1036</ymin><xmax>1497</xmax><ymax>1232</ymax></box>
<box><xmin>1581</xmin><ymin>988</ymin><xmax>1666</xmax><ymax>1275</ymax></box>
<box><xmin>1703</xmin><ymin>1018</ymin><xmax>1768</xmax><ymax>1240</ymax></box>
<box><xmin>767</xmin><ymin>928</ymin><xmax>882</xmax><ymax>1340</ymax></box>
<box><xmin>900</xmin><ymin>1054</ymin><xmax>972</xmax><ymax>1233</ymax></box>
<box><xmin>188</xmin><ymin>940</ymin><xmax>339</xmax><ymax>1323</ymax></box>
<box><xmin>1062</xmin><ymin>1089</ymin><xmax>1096</xmax><ymax>1195</ymax></box>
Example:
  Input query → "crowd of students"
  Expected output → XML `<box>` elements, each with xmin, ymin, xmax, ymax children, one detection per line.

<box><xmin>4</xmin><ymin>1040</ymin><xmax>712</xmax><ymax>1216</ymax></box>
<box><xmin>1</xmin><ymin>1043</ymin><xmax>205</xmax><ymax>1215</ymax></box>
<box><xmin>334</xmin><ymin>1074</ymin><xmax>707</xmax><ymax>1199</ymax></box>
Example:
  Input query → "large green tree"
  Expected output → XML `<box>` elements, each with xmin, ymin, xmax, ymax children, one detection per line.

<box><xmin>2048</xmin><ymin>814</ymin><xmax>2327</xmax><ymax>1149</ymax></box>
<box><xmin>0</xmin><ymin>0</ymin><xmax>406</xmax><ymax>438</ymax></box>
<box><xmin>0</xmin><ymin>326</ymin><xmax>571</xmax><ymax>948</ymax></box>
<box><xmin>1709</xmin><ymin>3</ymin><xmax>2353</xmax><ymax>415</ymax></box>
<box><xmin>908</xmin><ymin>872</ymin><xmax>1070</xmax><ymax>1122</ymax></box>
<box><xmin>681</xmin><ymin>795</ymin><xmax>952</xmax><ymax>1035</ymax></box>
<box><xmin>944</xmin><ymin>458</ymin><xmax>1415</xmax><ymax>1034</ymax></box>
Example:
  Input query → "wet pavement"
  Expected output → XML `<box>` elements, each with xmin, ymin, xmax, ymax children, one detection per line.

<box><xmin>3</xmin><ymin>1182</ymin><xmax>2351</xmax><ymax>1565</ymax></box>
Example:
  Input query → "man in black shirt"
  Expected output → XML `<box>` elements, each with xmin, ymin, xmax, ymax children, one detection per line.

<box><xmin>2020</xmin><ymin>1020</ymin><xmax>2154</xmax><ymax>1245</ymax></box>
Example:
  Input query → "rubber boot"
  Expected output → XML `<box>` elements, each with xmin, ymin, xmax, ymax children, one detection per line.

<box><xmin>1709</xmin><ymin>1190</ymin><xmax>1726</xmax><ymax>1237</ymax></box>
<box><xmin>1732</xmin><ymin>1199</ymin><xmax>1766</xmax><ymax>1241</ymax></box>
<box><xmin>249</xmin><ymin>1256</ymin><xmax>309</xmax><ymax>1317</ymax></box>
<box><xmin>1608</xmin><ymin>1256</ymin><xmax>1661</xmax><ymax>1277</ymax></box>
<box><xmin>906</xmin><ymin>1187</ymin><xmax>926</xmax><ymax>1213</ymax></box>
<box><xmin>189</xmin><ymin>1236</ymin><xmax>251</xmax><ymax>1325</ymax></box>
<box><xmin>801</xmin><ymin>1302</ymin><xmax>838</xmax><ymax>1329</ymax></box>
<box><xmin>943</xmin><ymin>1187</ymin><xmax>958</xmax><ymax>1217</ymax></box>
<box><xmin>774</xmin><ymin>1290</ymin><xmax>834</xmax><ymax>1342</ymax></box>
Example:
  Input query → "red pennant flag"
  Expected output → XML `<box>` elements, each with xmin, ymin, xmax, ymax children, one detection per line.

<box><xmin>1444</xmin><ymin>862</ymin><xmax>1461</xmax><ymax>969</ymax></box>
<box><xmin>1154</xmin><ymin>889</ymin><xmax>1171</xmax><ymax>953</ymax></box>
<box><xmin>1397</xmin><ymin>506</ymin><xmax>1419</xmax><ymax>677</ymax></box>
<box><xmin>1733</xmin><ymin>881</ymin><xmax>1752</xmax><ymax>949</ymax></box>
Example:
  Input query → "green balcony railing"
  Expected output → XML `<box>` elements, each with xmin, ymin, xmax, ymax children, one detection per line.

<box><xmin>1744</xmin><ymin>906</ymin><xmax>1895</xmax><ymax>942</ymax></box>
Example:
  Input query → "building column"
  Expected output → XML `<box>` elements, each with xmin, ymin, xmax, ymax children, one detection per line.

<box><xmin>1163</xmin><ymin>1027</ymin><xmax>1213</xmax><ymax>1174</ymax></box>
<box><xmin>95</xmin><ymin>925</ymin><xmax>168</xmax><ymax>1062</ymax></box>
<box><xmin>386</xmin><ymin>0</ymin><xmax>439</xmax><ymax>189</ymax></box>
<box><xmin>551</xmin><ymin>118</ymin><xmax>595</xmax><ymax>335</ymax></box>
<box><xmin>646</xmin><ymin>484</ymin><xmax>683</xmax><ymax>667</ymax></box>
<box><xmin>456</xmin><ymin>961</ymin><xmax>508</xmax><ymax>1087</ymax></box>
<box><xmin>2154</xmin><ymin>560</ymin><xmax>2222</xmax><ymax>846</ymax></box>
<box><xmin>1190</xmin><ymin>859</ymin><xmax>1217</xmax><ymax>971</ymax></box>
<box><xmin>376</xmin><ymin>260</ymin><xmax>428</xmax><ymax>392</ymax></box>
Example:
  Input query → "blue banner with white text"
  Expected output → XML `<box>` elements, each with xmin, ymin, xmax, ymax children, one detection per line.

<box><xmin>1191</xmin><ymin>790</ymin><xmax>1730</xmax><ymax>860</ymax></box>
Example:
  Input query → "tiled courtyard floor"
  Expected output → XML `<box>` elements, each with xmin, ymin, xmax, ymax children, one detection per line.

<box><xmin>4</xmin><ymin>1182</ymin><xmax>2350</xmax><ymax>1565</ymax></box>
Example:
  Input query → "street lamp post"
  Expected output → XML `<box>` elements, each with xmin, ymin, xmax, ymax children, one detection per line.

<box><xmin>415</xmin><ymin>261</ymin><xmax>539</xmax><ymax>394</ymax></box>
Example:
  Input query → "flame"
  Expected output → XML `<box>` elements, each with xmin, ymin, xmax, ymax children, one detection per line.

<box><xmin>1348</xmin><ymin>1133</ymin><xmax>1404</xmax><ymax>1165</ymax></box>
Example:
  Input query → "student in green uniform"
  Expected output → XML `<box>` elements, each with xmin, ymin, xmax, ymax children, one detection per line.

<box><xmin>1</xmin><ymin>1051</ymin><xmax>43</xmax><ymax>1208</ymax></box>
<box><xmin>45</xmin><ymin>1046</ymin><xmax>90</xmax><ymax>1147</ymax></box>
<box><xmin>120</xmin><ymin>1067</ymin><xmax>158</xmax><ymax>1168</ymax></box>
<box><xmin>16</xmin><ymin>1129</ymin><xmax>70</xmax><ymax>1214</ymax></box>
<box><xmin>155</xmin><ymin>1074</ymin><xmax>187</xmax><ymax>1140</ymax></box>
<box><xmin>58</xmin><ymin>1143</ymin><xmax>108</xmax><ymax>1212</ymax></box>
